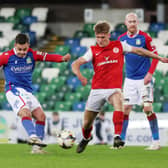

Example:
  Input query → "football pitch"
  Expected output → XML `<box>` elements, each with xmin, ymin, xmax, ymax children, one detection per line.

<box><xmin>0</xmin><ymin>144</ymin><xmax>168</xmax><ymax>168</ymax></box>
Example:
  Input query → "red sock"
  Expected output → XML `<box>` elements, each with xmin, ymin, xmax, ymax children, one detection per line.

<box><xmin>147</xmin><ymin>113</ymin><xmax>157</xmax><ymax>121</ymax></box>
<box><xmin>82</xmin><ymin>126</ymin><xmax>93</xmax><ymax>139</ymax></box>
<box><xmin>113</xmin><ymin>111</ymin><xmax>124</xmax><ymax>135</ymax></box>
<box><xmin>124</xmin><ymin>114</ymin><xmax>129</xmax><ymax>120</ymax></box>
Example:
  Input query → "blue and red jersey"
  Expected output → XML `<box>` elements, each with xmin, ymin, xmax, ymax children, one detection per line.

<box><xmin>118</xmin><ymin>30</ymin><xmax>158</xmax><ymax>79</ymax></box>
<box><xmin>0</xmin><ymin>48</ymin><xmax>63</xmax><ymax>93</ymax></box>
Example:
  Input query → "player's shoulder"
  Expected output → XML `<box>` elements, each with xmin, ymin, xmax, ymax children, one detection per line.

<box><xmin>118</xmin><ymin>32</ymin><xmax>127</xmax><ymax>40</ymax></box>
<box><xmin>1</xmin><ymin>49</ymin><xmax>14</xmax><ymax>58</ymax></box>
<box><xmin>27</xmin><ymin>47</ymin><xmax>35</xmax><ymax>53</ymax></box>
<box><xmin>139</xmin><ymin>30</ymin><xmax>151</xmax><ymax>38</ymax></box>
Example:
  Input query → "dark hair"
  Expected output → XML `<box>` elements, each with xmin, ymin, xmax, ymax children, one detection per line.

<box><xmin>15</xmin><ymin>33</ymin><xmax>30</xmax><ymax>44</ymax></box>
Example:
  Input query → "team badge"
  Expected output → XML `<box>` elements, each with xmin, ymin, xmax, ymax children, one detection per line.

<box><xmin>136</xmin><ymin>39</ymin><xmax>141</xmax><ymax>45</ymax></box>
<box><xmin>26</xmin><ymin>57</ymin><xmax>32</xmax><ymax>64</ymax></box>
<box><xmin>113</xmin><ymin>47</ymin><xmax>119</xmax><ymax>53</ymax></box>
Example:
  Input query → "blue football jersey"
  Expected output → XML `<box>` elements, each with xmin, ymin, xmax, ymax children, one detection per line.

<box><xmin>2</xmin><ymin>49</ymin><xmax>35</xmax><ymax>93</ymax></box>
<box><xmin>118</xmin><ymin>30</ymin><xmax>157</xmax><ymax>80</ymax></box>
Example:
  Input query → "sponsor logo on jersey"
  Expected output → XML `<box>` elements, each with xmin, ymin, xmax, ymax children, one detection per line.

<box><xmin>36</xmin><ymin>51</ymin><xmax>47</xmax><ymax>56</ymax></box>
<box><xmin>11</xmin><ymin>65</ymin><xmax>33</xmax><ymax>73</ymax></box>
<box><xmin>97</xmin><ymin>59</ymin><xmax>118</xmax><ymax>66</ymax></box>
<box><xmin>26</xmin><ymin>57</ymin><xmax>32</xmax><ymax>64</ymax></box>
<box><xmin>136</xmin><ymin>39</ymin><xmax>141</xmax><ymax>45</ymax></box>
<box><xmin>113</xmin><ymin>47</ymin><xmax>119</xmax><ymax>53</ymax></box>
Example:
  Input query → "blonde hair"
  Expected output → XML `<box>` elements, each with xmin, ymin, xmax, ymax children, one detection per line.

<box><xmin>125</xmin><ymin>12</ymin><xmax>138</xmax><ymax>21</ymax></box>
<box><xmin>94</xmin><ymin>20</ymin><xmax>111</xmax><ymax>34</ymax></box>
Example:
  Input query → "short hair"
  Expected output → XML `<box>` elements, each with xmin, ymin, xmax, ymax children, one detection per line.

<box><xmin>15</xmin><ymin>33</ymin><xmax>30</xmax><ymax>44</ymax></box>
<box><xmin>125</xmin><ymin>12</ymin><xmax>138</xmax><ymax>20</ymax></box>
<box><xmin>94</xmin><ymin>20</ymin><xmax>111</xmax><ymax>34</ymax></box>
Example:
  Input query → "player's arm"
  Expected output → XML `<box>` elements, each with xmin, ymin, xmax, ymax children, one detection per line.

<box><xmin>71</xmin><ymin>48</ymin><xmax>92</xmax><ymax>86</ymax></box>
<box><xmin>121</xmin><ymin>41</ymin><xmax>168</xmax><ymax>63</ymax></box>
<box><xmin>34</xmin><ymin>51</ymin><xmax>71</xmax><ymax>62</ymax></box>
<box><xmin>131</xmin><ymin>47</ymin><xmax>168</xmax><ymax>62</ymax></box>
<box><xmin>71</xmin><ymin>57</ymin><xmax>88</xmax><ymax>86</ymax></box>
<box><xmin>145</xmin><ymin>33</ymin><xmax>158</xmax><ymax>74</ymax></box>
<box><xmin>0</xmin><ymin>52</ymin><xmax>10</xmax><ymax>66</ymax></box>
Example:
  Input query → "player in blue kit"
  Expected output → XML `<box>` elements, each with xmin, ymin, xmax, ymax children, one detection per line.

<box><xmin>0</xmin><ymin>33</ymin><xmax>71</xmax><ymax>154</ymax></box>
<box><xmin>118</xmin><ymin>13</ymin><xmax>160</xmax><ymax>150</ymax></box>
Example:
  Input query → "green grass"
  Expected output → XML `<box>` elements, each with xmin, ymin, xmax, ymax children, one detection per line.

<box><xmin>0</xmin><ymin>144</ymin><xmax>168</xmax><ymax>168</ymax></box>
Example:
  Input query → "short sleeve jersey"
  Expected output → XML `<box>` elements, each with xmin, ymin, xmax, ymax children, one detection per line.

<box><xmin>82</xmin><ymin>41</ymin><xmax>132</xmax><ymax>89</ymax></box>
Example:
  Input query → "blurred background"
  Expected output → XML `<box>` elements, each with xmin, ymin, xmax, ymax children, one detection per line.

<box><xmin>1</xmin><ymin>0</ymin><xmax>168</xmax><ymax>145</ymax></box>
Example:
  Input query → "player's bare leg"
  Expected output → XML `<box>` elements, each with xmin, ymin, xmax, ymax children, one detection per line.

<box><xmin>76</xmin><ymin>110</ymin><xmax>98</xmax><ymax>153</ymax></box>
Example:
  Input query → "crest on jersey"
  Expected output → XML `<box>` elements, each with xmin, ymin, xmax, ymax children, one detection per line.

<box><xmin>136</xmin><ymin>39</ymin><xmax>141</xmax><ymax>45</ymax></box>
<box><xmin>105</xmin><ymin>56</ymin><xmax>109</xmax><ymax>61</ymax></box>
<box><xmin>113</xmin><ymin>47</ymin><xmax>119</xmax><ymax>53</ymax></box>
<box><xmin>26</xmin><ymin>57</ymin><xmax>32</xmax><ymax>64</ymax></box>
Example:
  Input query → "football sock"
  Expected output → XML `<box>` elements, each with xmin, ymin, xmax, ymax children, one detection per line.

<box><xmin>82</xmin><ymin>126</ymin><xmax>93</xmax><ymax>140</ymax></box>
<box><xmin>147</xmin><ymin>113</ymin><xmax>159</xmax><ymax>140</ymax></box>
<box><xmin>35</xmin><ymin>121</ymin><xmax>45</xmax><ymax>140</ymax></box>
<box><xmin>113</xmin><ymin>111</ymin><xmax>124</xmax><ymax>135</ymax></box>
<box><xmin>22</xmin><ymin>117</ymin><xmax>36</xmax><ymax>136</ymax></box>
<box><xmin>121</xmin><ymin>114</ymin><xmax>129</xmax><ymax>141</ymax></box>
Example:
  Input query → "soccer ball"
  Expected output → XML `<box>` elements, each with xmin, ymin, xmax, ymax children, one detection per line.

<box><xmin>57</xmin><ymin>130</ymin><xmax>76</xmax><ymax>149</ymax></box>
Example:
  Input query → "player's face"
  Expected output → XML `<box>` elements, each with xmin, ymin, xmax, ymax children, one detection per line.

<box><xmin>95</xmin><ymin>33</ymin><xmax>110</xmax><ymax>47</ymax></box>
<box><xmin>14</xmin><ymin>43</ymin><xmax>29</xmax><ymax>58</ymax></box>
<box><xmin>125</xmin><ymin>14</ymin><xmax>138</xmax><ymax>34</ymax></box>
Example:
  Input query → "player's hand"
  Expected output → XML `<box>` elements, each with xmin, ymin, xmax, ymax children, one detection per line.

<box><xmin>144</xmin><ymin>72</ymin><xmax>152</xmax><ymax>85</ymax></box>
<box><xmin>159</xmin><ymin>57</ymin><xmax>168</xmax><ymax>63</ymax></box>
<box><xmin>78</xmin><ymin>75</ymin><xmax>88</xmax><ymax>86</ymax></box>
<box><xmin>62</xmin><ymin>53</ymin><xmax>71</xmax><ymax>62</ymax></box>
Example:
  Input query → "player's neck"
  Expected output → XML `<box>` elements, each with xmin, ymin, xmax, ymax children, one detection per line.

<box><xmin>127</xmin><ymin>30</ymin><xmax>139</xmax><ymax>37</ymax></box>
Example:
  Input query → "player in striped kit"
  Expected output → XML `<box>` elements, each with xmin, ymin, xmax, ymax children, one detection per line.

<box><xmin>71</xmin><ymin>20</ymin><xmax>168</xmax><ymax>153</ymax></box>
<box><xmin>0</xmin><ymin>33</ymin><xmax>71</xmax><ymax>154</ymax></box>
<box><xmin>118</xmin><ymin>13</ymin><xmax>161</xmax><ymax>150</ymax></box>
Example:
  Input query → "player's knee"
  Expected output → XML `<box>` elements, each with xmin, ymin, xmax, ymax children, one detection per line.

<box><xmin>143</xmin><ymin>102</ymin><xmax>152</xmax><ymax>114</ymax></box>
<box><xmin>37</xmin><ymin>112</ymin><xmax>46</xmax><ymax>121</ymax></box>
<box><xmin>124</xmin><ymin>105</ymin><xmax>132</xmax><ymax>115</ymax></box>
<box><xmin>18</xmin><ymin>108</ymin><xmax>31</xmax><ymax>118</ymax></box>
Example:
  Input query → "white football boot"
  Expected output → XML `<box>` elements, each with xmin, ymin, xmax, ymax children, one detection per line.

<box><xmin>28</xmin><ymin>135</ymin><xmax>47</xmax><ymax>147</ymax></box>
<box><xmin>145</xmin><ymin>141</ymin><xmax>161</xmax><ymax>150</ymax></box>
<box><xmin>31</xmin><ymin>145</ymin><xmax>48</xmax><ymax>154</ymax></box>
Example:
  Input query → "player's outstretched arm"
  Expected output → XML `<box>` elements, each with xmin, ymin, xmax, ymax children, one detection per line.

<box><xmin>131</xmin><ymin>47</ymin><xmax>168</xmax><ymax>63</ymax></box>
<box><xmin>34</xmin><ymin>51</ymin><xmax>71</xmax><ymax>63</ymax></box>
<box><xmin>71</xmin><ymin>57</ymin><xmax>88</xmax><ymax>86</ymax></box>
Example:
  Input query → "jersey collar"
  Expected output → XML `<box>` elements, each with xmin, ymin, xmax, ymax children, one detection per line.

<box><xmin>127</xmin><ymin>30</ymin><xmax>139</xmax><ymax>38</ymax></box>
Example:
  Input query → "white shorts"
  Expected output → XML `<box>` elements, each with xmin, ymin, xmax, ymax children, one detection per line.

<box><xmin>6</xmin><ymin>87</ymin><xmax>41</xmax><ymax>114</ymax></box>
<box><xmin>85</xmin><ymin>88</ymin><xmax>122</xmax><ymax>112</ymax></box>
<box><xmin>123</xmin><ymin>78</ymin><xmax>154</xmax><ymax>105</ymax></box>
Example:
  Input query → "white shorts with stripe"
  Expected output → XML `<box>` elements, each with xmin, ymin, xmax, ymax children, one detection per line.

<box><xmin>6</xmin><ymin>87</ymin><xmax>41</xmax><ymax>114</ymax></box>
<box><xmin>85</xmin><ymin>88</ymin><xmax>122</xmax><ymax>112</ymax></box>
<box><xmin>123</xmin><ymin>78</ymin><xmax>154</xmax><ymax>105</ymax></box>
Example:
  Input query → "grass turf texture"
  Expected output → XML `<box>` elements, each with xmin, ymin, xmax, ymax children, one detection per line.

<box><xmin>0</xmin><ymin>144</ymin><xmax>167</xmax><ymax>168</ymax></box>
